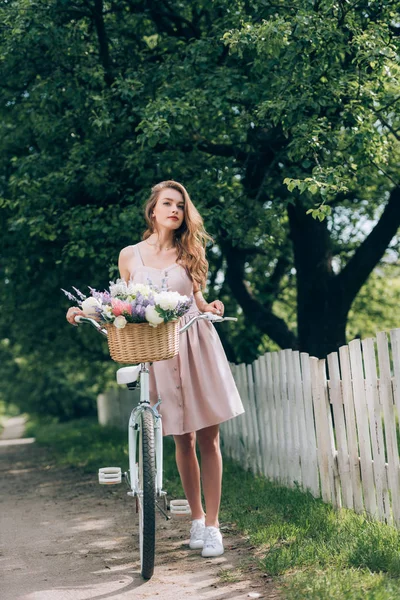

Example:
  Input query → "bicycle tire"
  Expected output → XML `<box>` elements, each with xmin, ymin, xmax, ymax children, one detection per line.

<box><xmin>137</xmin><ymin>409</ymin><xmax>156</xmax><ymax>580</ymax></box>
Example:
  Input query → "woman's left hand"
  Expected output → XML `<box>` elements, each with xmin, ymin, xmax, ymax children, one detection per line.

<box><xmin>203</xmin><ymin>300</ymin><xmax>224</xmax><ymax>316</ymax></box>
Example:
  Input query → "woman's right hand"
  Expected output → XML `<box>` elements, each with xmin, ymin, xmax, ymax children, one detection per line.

<box><xmin>66</xmin><ymin>306</ymin><xmax>85</xmax><ymax>326</ymax></box>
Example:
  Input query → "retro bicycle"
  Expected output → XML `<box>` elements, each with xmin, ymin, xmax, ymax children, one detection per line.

<box><xmin>74</xmin><ymin>312</ymin><xmax>236</xmax><ymax>580</ymax></box>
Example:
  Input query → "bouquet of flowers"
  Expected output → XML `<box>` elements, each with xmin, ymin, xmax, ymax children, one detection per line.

<box><xmin>62</xmin><ymin>280</ymin><xmax>193</xmax><ymax>329</ymax></box>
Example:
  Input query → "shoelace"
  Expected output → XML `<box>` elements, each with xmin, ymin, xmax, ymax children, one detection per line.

<box><xmin>203</xmin><ymin>528</ymin><xmax>220</xmax><ymax>548</ymax></box>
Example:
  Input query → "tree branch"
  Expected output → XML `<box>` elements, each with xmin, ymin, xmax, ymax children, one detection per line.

<box><xmin>197</xmin><ymin>141</ymin><xmax>248</xmax><ymax>162</ymax></box>
<box><xmin>375</xmin><ymin>113</ymin><xmax>400</xmax><ymax>142</ymax></box>
<box><xmin>223</xmin><ymin>243</ymin><xmax>298</xmax><ymax>349</ymax></box>
<box><xmin>92</xmin><ymin>0</ymin><xmax>114</xmax><ymax>86</ymax></box>
<box><xmin>260</xmin><ymin>253</ymin><xmax>292</xmax><ymax>309</ymax></box>
<box><xmin>336</xmin><ymin>185</ymin><xmax>400</xmax><ymax>309</ymax></box>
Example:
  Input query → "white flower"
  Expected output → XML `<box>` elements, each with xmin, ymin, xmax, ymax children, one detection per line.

<box><xmin>103</xmin><ymin>305</ymin><xmax>113</xmax><ymax>318</ymax></box>
<box><xmin>110</xmin><ymin>279</ymin><xmax>128</xmax><ymax>298</ymax></box>
<box><xmin>127</xmin><ymin>282</ymin><xmax>152</xmax><ymax>298</ymax></box>
<box><xmin>113</xmin><ymin>315</ymin><xmax>127</xmax><ymax>329</ymax></box>
<box><xmin>145</xmin><ymin>305</ymin><xmax>164</xmax><ymax>328</ymax></box>
<box><xmin>155</xmin><ymin>291</ymin><xmax>180</xmax><ymax>311</ymax></box>
<box><xmin>81</xmin><ymin>297</ymin><xmax>102</xmax><ymax>317</ymax></box>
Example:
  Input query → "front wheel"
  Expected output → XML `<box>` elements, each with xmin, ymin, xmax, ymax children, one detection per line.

<box><xmin>137</xmin><ymin>409</ymin><xmax>156</xmax><ymax>580</ymax></box>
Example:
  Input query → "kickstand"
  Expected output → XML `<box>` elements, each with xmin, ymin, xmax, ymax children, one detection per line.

<box><xmin>156</xmin><ymin>500</ymin><xmax>171</xmax><ymax>521</ymax></box>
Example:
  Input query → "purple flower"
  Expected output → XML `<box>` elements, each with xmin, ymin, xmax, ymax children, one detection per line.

<box><xmin>136</xmin><ymin>292</ymin><xmax>144</xmax><ymax>306</ymax></box>
<box><xmin>72</xmin><ymin>286</ymin><xmax>87</xmax><ymax>300</ymax></box>
<box><xmin>88</xmin><ymin>287</ymin><xmax>111</xmax><ymax>304</ymax></box>
<box><xmin>61</xmin><ymin>288</ymin><xmax>79</xmax><ymax>303</ymax></box>
<box><xmin>100</xmin><ymin>291</ymin><xmax>111</xmax><ymax>304</ymax></box>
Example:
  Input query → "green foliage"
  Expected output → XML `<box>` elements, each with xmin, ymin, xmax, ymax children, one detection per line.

<box><xmin>347</xmin><ymin>266</ymin><xmax>400</xmax><ymax>340</ymax></box>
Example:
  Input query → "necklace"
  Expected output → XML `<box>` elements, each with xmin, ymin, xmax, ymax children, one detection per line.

<box><xmin>145</xmin><ymin>238</ymin><xmax>175</xmax><ymax>252</ymax></box>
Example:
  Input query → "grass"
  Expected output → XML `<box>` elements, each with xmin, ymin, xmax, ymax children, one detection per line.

<box><xmin>27</xmin><ymin>417</ymin><xmax>400</xmax><ymax>600</ymax></box>
<box><xmin>25</xmin><ymin>417</ymin><xmax>129</xmax><ymax>472</ymax></box>
<box><xmin>217</xmin><ymin>567</ymin><xmax>243</xmax><ymax>583</ymax></box>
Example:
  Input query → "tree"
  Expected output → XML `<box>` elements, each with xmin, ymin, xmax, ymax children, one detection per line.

<box><xmin>0</xmin><ymin>0</ymin><xmax>399</xmax><ymax>416</ymax></box>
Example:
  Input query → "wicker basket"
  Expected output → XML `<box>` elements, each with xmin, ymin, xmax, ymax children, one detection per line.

<box><xmin>105</xmin><ymin>320</ymin><xmax>180</xmax><ymax>364</ymax></box>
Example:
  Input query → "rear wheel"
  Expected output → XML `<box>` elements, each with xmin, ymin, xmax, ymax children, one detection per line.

<box><xmin>137</xmin><ymin>409</ymin><xmax>156</xmax><ymax>580</ymax></box>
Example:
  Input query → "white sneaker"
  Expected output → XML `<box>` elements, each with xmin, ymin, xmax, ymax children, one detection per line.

<box><xmin>201</xmin><ymin>526</ymin><xmax>224</xmax><ymax>557</ymax></box>
<box><xmin>189</xmin><ymin>518</ymin><xmax>206</xmax><ymax>549</ymax></box>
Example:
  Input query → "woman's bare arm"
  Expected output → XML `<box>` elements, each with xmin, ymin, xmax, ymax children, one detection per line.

<box><xmin>118</xmin><ymin>246</ymin><xmax>136</xmax><ymax>283</ymax></box>
<box><xmin>194</xmin><ymin>289</ymin><xmax>208</xmax><ymax>312</ymax></box>
<box><xmin>193</xmin><ymin>285</ymin><xmax>224</xmax><ymax>316</ymax></box>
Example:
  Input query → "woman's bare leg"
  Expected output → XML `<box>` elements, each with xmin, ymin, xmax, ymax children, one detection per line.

<box><xmin>173</xmin><ymin>432</ymin><xmax>205</xmax><ymax>520</ymax></box>
<box><xmin>196</xmin><ymin>425</ymin><xmax>222</xmax><ymax>528</ymax></box>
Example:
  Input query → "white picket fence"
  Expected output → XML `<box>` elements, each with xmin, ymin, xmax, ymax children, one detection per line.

<box><xmin>221</xmin><ymin>328</ymin><xmax>400</xmax><ymax>527</ymax></box>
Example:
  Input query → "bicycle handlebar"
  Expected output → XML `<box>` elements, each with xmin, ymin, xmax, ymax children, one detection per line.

<box><xmin>178</xmin><ymin>312</ymin><xmax>237</xmax><ymax>333</ymax></box>
<box><xmin>75</xmin><ymin>316</ymin><xmax>108</xmax><ymax>336</ymax></box>
<box><xmin>74</xmin><ymin>312</ymin><xmax>236</xmax><ymax>337</ymax></box>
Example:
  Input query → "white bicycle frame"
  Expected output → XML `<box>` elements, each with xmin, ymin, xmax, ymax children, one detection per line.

<box><xmin>127</xmin><ymin>363</ymin><xmax>164</xmax><ymax>499</ymax></box>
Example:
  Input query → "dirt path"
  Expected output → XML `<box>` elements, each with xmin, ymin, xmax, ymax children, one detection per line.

<box><xmin>0</xmin><ymin>418</ymin><xmax>279</xmax><ymax>600</ymax></box>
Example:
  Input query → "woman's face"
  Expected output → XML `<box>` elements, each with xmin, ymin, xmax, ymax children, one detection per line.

<box><xmin>152</xmin><ymin>188</ymin><xmax>185</xmax><ymax>231</ymax></box>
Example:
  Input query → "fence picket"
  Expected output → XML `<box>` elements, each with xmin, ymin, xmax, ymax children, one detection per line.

<box><xmin>255</xmin><ymin>356</ymin><xmax>270</xmax><ymax>478</ymax></box>
<box><xmin>300</xmin><ymin>353</ymin><xmax>319</xmax><ymax>496</ymax></box>
<box><xmin>285</xmin><ymin>350</ymin><xmax>301</xmax><ymax>486</ymax></box>
<box><xmin>279</xmin><ymin>351</ymin><xmax>292</xmax><ymax>486</ymax></box>
<box><xmin>228</xmin><ymin>364</ymin><xmax>240</xmax><ymax>463</ymax></box>
<box><xmin>272</xmin><ymin>352</ymin><xmax>285</xmax><ymax>483</ymax></box>
<box><xmin>247</xmin><ymin>363</ymin><xmax>262</xmax><ymax>474</ymax></box>
<box><xmin>349</xmin><ymin>339</ymin><xmax>377</xmax><ymax>518</ymax></box>
<box><xmin>327</xmin><ymin>352</ymin><xmax>352</xmax><ymax>510</ymax></box>
<box><xmin>232</xmin><ymin>364</ymin><xmax>244</xmax><ymax>464</ymax></box>
<box><xmin>377</xmin><ymin>332</ymin><xmax>400</xmax><ymax>526</ymax></box>
<box><xmin>362</xmin><ymin>338</ymin><xmax>390</xmax><ymax>523</ymax></box>
<box><xmin>338</xmin><ymin>345</ymin><xmax>364</xmax><ymax>514</ymax></box>
<box><xmin>265</xmin><ymin>353</ymin><xmax>279</xmax><ymax>480</ymax></box>
<box><xmin>235</xmin><ymin>364</ymin><xmax>248</xmax><ymax>468</ymax></box>
<box><xmin>292</xmin><ymin>351</ymin><xmax>308</xmax><ymax>489</ymax></box>
<box><xmin>390</xmin><ymin>328</ymin><xmax>400</xmax><ymax>422</ymax></box>
<box><xmin>310</xmin><ymin>358</ymin><xmax>334</xmax><ymax>504</ymax></box>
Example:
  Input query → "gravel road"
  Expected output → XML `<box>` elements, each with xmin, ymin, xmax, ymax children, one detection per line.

<box><xmin>0</xmin><ymin>417</ymin><xmax>279</xmax><ymax>600</ymax></box>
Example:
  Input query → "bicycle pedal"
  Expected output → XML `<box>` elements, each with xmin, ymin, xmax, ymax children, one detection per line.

<box><xmin>98</xmin><ymin>467</ymin><xmax>122</xmax><ymax>485</ymax></box>
<box><xmin>169</xmin><ymin>499</ymin><xmax>191</xmax><ymax>516</ymax></box>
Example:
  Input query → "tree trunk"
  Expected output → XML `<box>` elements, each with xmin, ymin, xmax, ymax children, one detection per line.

<box><xmin>288</xmin><ymin>187</ymin><xmax>400</xmax><ymax>357</ymax></box>
<box><xmin>287</xmin><ymin>201</ymin><xmax>343</xmax><ymax>356</ymax></box>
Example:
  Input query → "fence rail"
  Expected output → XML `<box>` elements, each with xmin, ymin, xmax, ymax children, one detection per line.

<box><xmin>221</xmin><ymin>328</ymin><xmax>400</xmax><ymax>527</ymax></box>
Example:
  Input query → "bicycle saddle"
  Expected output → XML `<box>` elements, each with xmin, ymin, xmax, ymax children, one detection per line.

<box><xmin>116</xmin><ymin>365</ymin><xmax>141</xmax><ymax>385</ymax></box>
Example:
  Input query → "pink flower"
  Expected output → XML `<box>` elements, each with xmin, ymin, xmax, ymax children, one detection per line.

<box><xmin>111</xmin><ymin>298</ymin><xmax>132</xmax><ymax>316</ymax></box>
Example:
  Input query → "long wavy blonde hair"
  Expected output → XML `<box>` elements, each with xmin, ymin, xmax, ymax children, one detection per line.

<box><xmin>143</xmin><ymin>180</ymin><xmax>213</xmax><ymax>290</ymax></box>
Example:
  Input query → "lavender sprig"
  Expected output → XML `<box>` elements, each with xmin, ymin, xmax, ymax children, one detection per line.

<box><xmin>72</xmin><ymin>286</ymin><xmax>87</xmax><ymax>301</ymax></box>
<box><xmin>61</xmin><ymin>288</ymin><xmax>80</xmax><ymax>303</ymax></box>
<box><xmin>89</xmin><ymin>288</ymin><xmax>112</xmax><ymax>304</ymax></box>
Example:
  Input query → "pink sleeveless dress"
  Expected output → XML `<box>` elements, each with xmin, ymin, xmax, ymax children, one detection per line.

<box><xmin>129</xmin><ymin>244</ymin><xmax>245</xmax><ymax>436</ymax></box>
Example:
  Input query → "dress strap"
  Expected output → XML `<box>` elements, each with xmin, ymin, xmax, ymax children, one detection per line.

<box><xmin>132</xmin><ymin>243</ymin><xmax>144</xmax><ymax>266</ymax></box>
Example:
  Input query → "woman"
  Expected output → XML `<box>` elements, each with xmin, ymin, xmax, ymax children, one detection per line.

<box><xmin>67</xmin><ymin>180</ymin><xmax>244</xmax><ymax>558</ymax></box>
